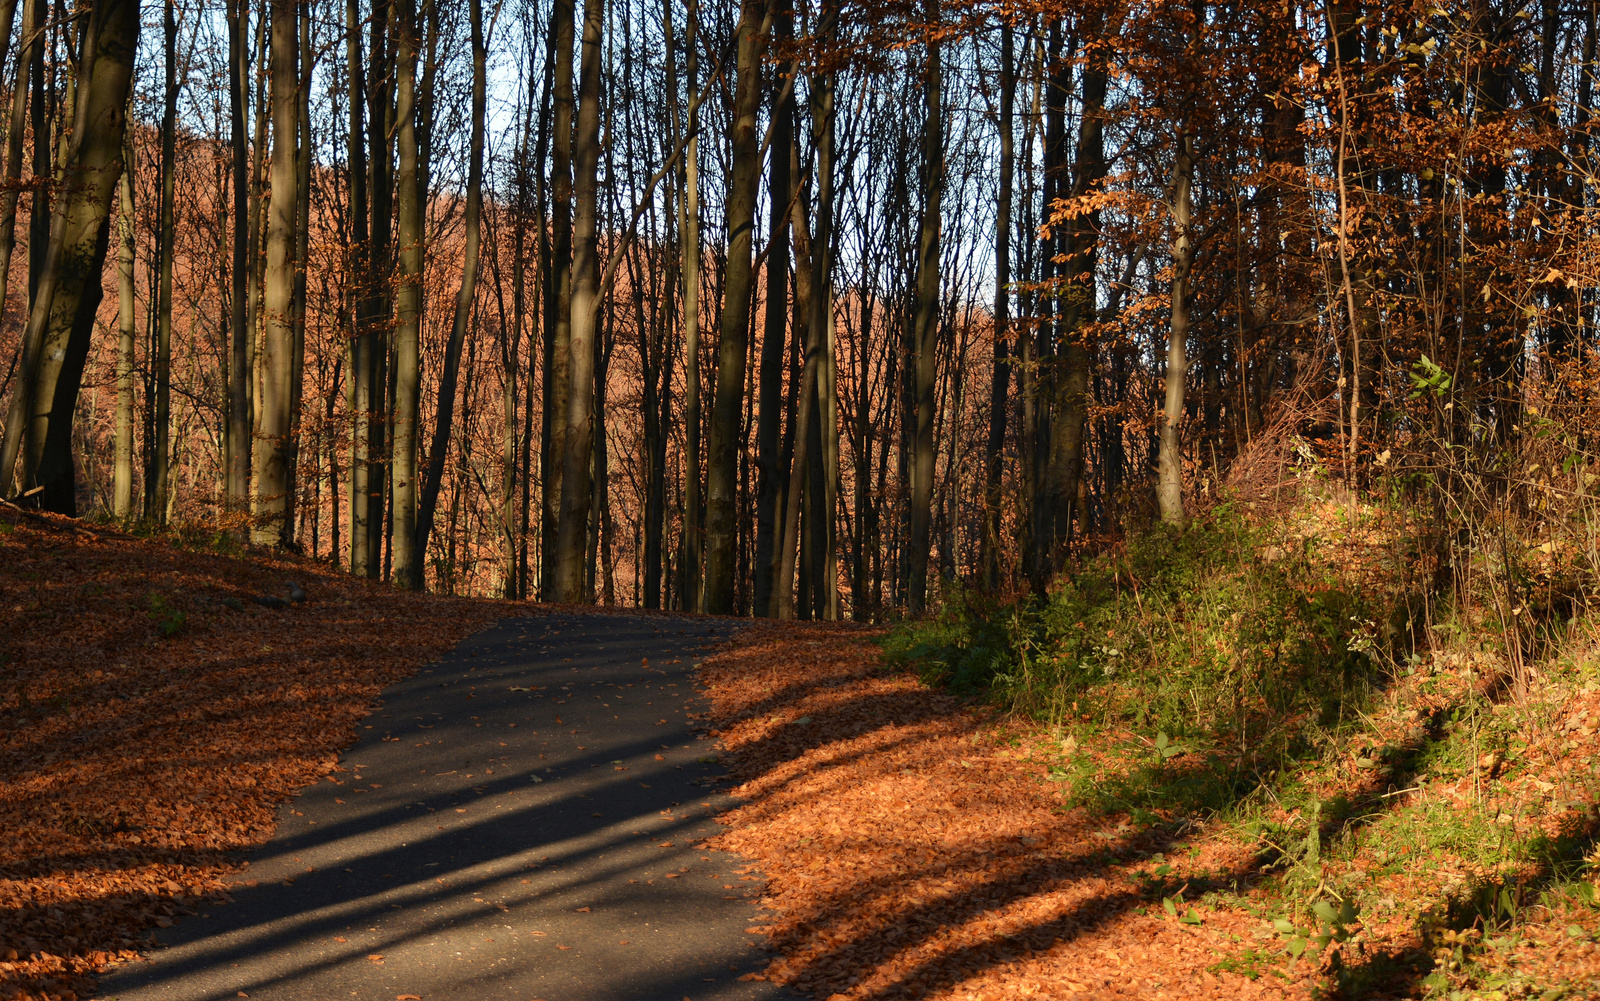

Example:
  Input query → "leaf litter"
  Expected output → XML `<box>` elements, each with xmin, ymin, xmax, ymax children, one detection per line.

<box><xmin>0</xmin><ymin>507</ymin><xmax>500</xmax><ymax>1001</ymax></box>
<box><xmin>697</xmin><ymin>620</ymin><xmax>1324</xmax><ymax>1001</ymax></box>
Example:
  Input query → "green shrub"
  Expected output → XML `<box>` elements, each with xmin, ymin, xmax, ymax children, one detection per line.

<box><xmin>889</xmin><ymin>504</ymin><xmax>1376</xmax><ymax>750</ymax></box>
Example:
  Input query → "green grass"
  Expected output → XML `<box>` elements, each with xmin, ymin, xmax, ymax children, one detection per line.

<box><xmin>888</xmin><ymin>499</ymin><xmax>1600</xmax><ymax>996</ymax></box>
<box><xmin>887</xmin><ymin>504</ymin><xmax>1377</xmax><ymax>819</ymax></box>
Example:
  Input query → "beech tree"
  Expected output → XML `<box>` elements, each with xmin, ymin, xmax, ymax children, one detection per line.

<box><xmin>0</xmin><ymin>0</ymin><xmax>1589</xmax><ymax>619</ymax></box>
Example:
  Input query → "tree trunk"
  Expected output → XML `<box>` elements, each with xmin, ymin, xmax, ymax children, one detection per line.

<box><xmin>0</xmin><ymin>0</ymin><xmax>40</xmax><ymax>418</ymax></box>
<box><xmin>25</xmin><ymin>14</ymin><xmax>50</xmax><ymax>321</ymax></box>
<box><xmin>390</xmin><ymin>0</ymin><xmax>423</xmax><ymax>585</ymax></box>
<box><xmin>345</xmin><ymin>0</ymin><xmax>371</xmax><ymax>572</ymax></box>
<box><xmin>0</xmin><ymin>0</ymin><xmax>140</xmax><ymax>511</ymax></box>
<box><xmin>415</xmin><ymin>0</ymin><xmax>485</xmax><ymax>569</ymax></box>
<box><xmin>541</xmin><ymin>0</ymin><xmax>576</xmax><ymax>597</ymax></box>
<box><xmin>1157</xmin><ymin>132</ymin><xmax>1193</xmax><ymax>527</ymax></box>
<box><xmin>808</xmin><ymin>31</ymin><xmax>838</xmax><ymax>619</ymax></box>
<box><xmin>286</xmin><ymin>3</ymin><xmax>311</xmax><ymax>538</ymax></box>
<box><xmin>251</xmin><ymin>0</ymin><xmax>301</xmax><ymax>546</ymax></box>
<box><xmin>1042</xmin><ymin>13</ymin><xmax>1109</xmax><ymax>570</ymax></box>
<box><xmin>113</xmin><ymin>128</ymin><xmax>135</xmax><ymax>520</ymax></box>
<box><xmin>906</xmin><ymin>0</ymin><xmax>942</xmax><ymax>616</ymax></box>
<box><xmin>551</xmin><ymin>0</ymin><xmax>604</xmax><ymax>602</ymax></box>
<box><xmin>700</xmin><ymin>0</ymin><xmax>767</xmax><ymax>614</ymax></box>
<box><xmin>147</xmin><ymin>0</ymin><xmax>179</xmax><ymax>524</ymax></box>
<box><xmin>776</xmin><ymin>155</ymin><xmax>817</xmax><ymax>621</ymax></box>
<box><xmin>981</xmin><ymin>18</ymin><xmax>1013</xmax><ymax>589</ymax></box>
<box><xmin>364</xmin><ymin>0</ymin><xmax>394</xmax><ymax>576</ymax></box>
<box><xmin>752</xmin><ymin>9</ymin><xmax>793</xmax><ymax>617</ymax></box>
<box><xmin>246</xmin><ymin>10</ymin><xmax>269</xmax><ymax>458</ymax></box>
<box><xmin>226</xmin><ymin>0</ymin><xmax>252</xmax><ymax>518</ymax></box>
<box><xmin>674</xmin><ymin>0</ymin><xmax>702</xmax><ymax>610</ymax></box>
<box><xmin>521</xmin><ymin>28</ymin><xmax>552</xmax><ymax>599</ymax></box>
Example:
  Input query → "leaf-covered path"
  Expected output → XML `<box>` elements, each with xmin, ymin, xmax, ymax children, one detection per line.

<box><xmin>101</xmin><ymin>614</ymin><xmax>784</xmax><ymax>1001</ymax></box>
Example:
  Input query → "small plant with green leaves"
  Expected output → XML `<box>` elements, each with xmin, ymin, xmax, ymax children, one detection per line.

<box><xmin>1270</xmin><ymin>897</ymin><xmax>1360</xmax><ymax>963</ymax></box>
<box><xmin>146</xmin><ymin>594</ymin><xmax>188</xmax><ymax>638</ymax></box>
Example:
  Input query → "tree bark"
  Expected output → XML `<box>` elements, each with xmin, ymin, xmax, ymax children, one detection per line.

<box><xmin>286</xmin><ymin>2</ymin><xmax>312</xmax><ymax>539</ymax></box>
<box><xmin>541</xmin><ymin>0</ymin><xmax>576</xmax><ymax>597</ymax></box>
<box><xmin>415</xmin><ymin>0</ymin><xmax>485</xmax><ymax>571</ymax></box>
<box><xmin>808</xmin><ymin>26</ymin><xmax>838</xmax><ymax>620</ymax></box>
<box><xmin>700</xmin><ymin>0</ymin><xmax>768</xmax><ymax>614</ymax></box>
<box><xmin>227</xmin><ymin>0</ymin><xmax>252</xmax><ymax>517</ymax></box>
<box><xmin>251</xmin><ymin>0</ymin><xmax>301</xmax><ymax>546</ymax></box>
<box><xmin>551</xmin><ymin>0</ymin><xmax>605</xmax><ymax>602</ymax></box>
<box><xmin>0</xmin><ymin>0</ymin><xmax>140</xmax><ymax>511</ymax></box>
<box><xmin>148</xmin><ymin>0</ymin><xmax>179</xmax><ymax>524</ymax></box>
<box><xmin>345</xmin><ymin>0</ymin><xmax>371</xmax><ymax>572</ymax></box>
<box><xmin>981</xmin><ymin>17</ymin><xmax>1013</xmax><ymax>589</ymax></box>
<box><xmin>1042</xmin><ymin>12</ymin><xmax>1109</xmax><ymax>569</ymax></box>
<box><xmin>0</xmin><ymin>0</ymin><xmax>39</xmax><ymax>419</ymax></box>
<box><xmin>674</xmin><ymin>0</ymin><xmax>703</xmax><ymax>610</ymax></box>
<box><xmin>752</xmin><ymin>11</ymin><xmax>793</xmax><ymax>618</ymax></box>
<box><xmin>390</xmin><ymin>0</ymin><xmax>423</xmax><ymax>585</ymax></box>
<box><xmin>364</xmin><ymin>0</ymin><xmax>394</xmax><ymax>576</ymax></box>
<box><xmin>1157</xmin><ymin>132</ymin><xmax>1193</xmax><ymax>527</ymax></box>
<box><xmin>906</xmin><ymin>0</ymin><xmax>942</xmax><ymax>616</ymax></box>
<box><xmin>113</xmin><ymin>128</ymin><xmax>135</xmax><ymax>520</ymax></box>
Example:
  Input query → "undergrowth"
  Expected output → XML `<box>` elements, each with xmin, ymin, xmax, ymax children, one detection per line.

<box><xmin>888</xmin><ymin>494</ymin><xmax>1600</xmax><ymax>998</ymax></box>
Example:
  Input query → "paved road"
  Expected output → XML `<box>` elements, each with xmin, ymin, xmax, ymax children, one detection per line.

<box><xmin>101</xmin><ymin>613</ymin><xmax>789</xmax><ymax>1001</ymax></box>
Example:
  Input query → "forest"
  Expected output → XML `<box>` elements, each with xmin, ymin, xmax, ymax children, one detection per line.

<box><xmin>2</xmin><ymin>0</ymin><xmax>1600</xmax><ymax>994</ymax></box>
<box><xmin>0</xmin><ymin>0</ymin><xmax>1592</xmax><ymax>619</ymax></box>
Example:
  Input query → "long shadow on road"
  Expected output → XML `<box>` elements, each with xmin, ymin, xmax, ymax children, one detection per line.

<box><xmin>100</xmin><ymin>612</ymin><xmax>792</xmax><ymax>1001</ymax></box>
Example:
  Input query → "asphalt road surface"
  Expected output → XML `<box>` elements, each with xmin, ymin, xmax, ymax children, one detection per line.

<box><xmin>100</xmin><ymin>613</ymin><xmax>790</xmax><ymax>1001</ymax></box>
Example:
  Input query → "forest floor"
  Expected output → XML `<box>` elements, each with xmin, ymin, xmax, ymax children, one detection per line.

<box><xmin>2</xmin><ymin>501</ymin><xmax>1598</xmax><ymax>1000</ymax></box>
<box><xmin>698</xmin><ymin>619</ymin><xmax>1600</xmax><ymax>1000</ymax></box>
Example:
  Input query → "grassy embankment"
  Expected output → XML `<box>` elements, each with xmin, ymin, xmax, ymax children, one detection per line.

<box><xmin>890</xmin><ymin>476</ymin><xmax>1600</xmax><ymax>997</ymax></box>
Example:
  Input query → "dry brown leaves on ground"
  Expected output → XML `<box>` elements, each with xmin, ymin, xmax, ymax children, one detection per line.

<box><xmin>0</xmin><ymin>508</ymin><xmax>501</xmax><ymax>1001</ymax></box>
<box><xmin>697</xmin><ymin>620</ymin><xmax>1319</xmax><ymax>1001</ymax></box>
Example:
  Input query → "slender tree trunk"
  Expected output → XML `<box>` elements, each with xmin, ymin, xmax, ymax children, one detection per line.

<box><xmin>752</xmin><ymin>10</ymin><xmax>793</xmax><ymax>617</ymax></box>
<box><xmin>1042</xmin><ymin>13</ymin><xmax>1108</xmax><ymax>569</ymax></box>
<box><xmin>674</xmin><ymin>0</ymin><xmax>702</xmax><ymax>610</ymax></box>
<box><xmin>0</xmin><ymin>0</ymin><xmax>140</xmax><ymax>510</ymax></box>
<box><xmin>852</xmin><ymin>252</ymin><xmax>874</xmax><ymax>618</ymax></box>
<box><xmin>1157</xmin><ymin>132</ymin><xmax>1193</xmax><ymax>527</ymax></box>
<box><xmin>345</xmin><ymin>0</ymin><xmax>371</xmax><ymax>572</ymax></box>
<box><xmin>251</xmin><ymin>0</ymin><xmax>301</xmax><ymax>546</ymax></box>
<box><xmin>541</xmin><ymin>0</ymin><xmax>576</xmax><ymax>597</ymax></box>
<box><xmin>0</xmin><ymin>0</ymin><xmax>40</xmax><ymax>404</ymax></box>
<box><xmin>777</xmin><ymin>291</ymin><xmax>820</xmax><ymax>619</ymax></box>
<box><xmin>364</xmin><ymin>0</ymin><xmax>394</xmax><ymax>576</ymax></box>
<box><xmin>701</xmin><ymin>0</ymin><xmax>767</xmax><ymax>614</ymax></box>
<box><xmin>551</xmin><ymin>0</ymin><xmax>605</xmax><ymax>602</ymax></box>
<box><xmin>147</xmin><ymin>0</ymin><xmax>179</xmax><ymax>524</ymax></box>
<box><xmin>113</xmin><ymin>129</ymin><xmax>135</xmax><ymax>520</ymax></box>
<box><xmin>809</xmin><ymin>27</ymin><xmax>838</xmax><ymax>620</ymax></box>
<box><xmin>594</xmin><ymin>328</ymin><xmax>615</xmax><ymax>604</ymax></box>
<box><xmin>907</xmin><ymin>0</ymin><xmax>942</xmax><ymax>616</ymax></box>
<box><xmin>390</xmin><ymin>0</ymin><xmax>423</xmax><ymax>585</ymax></box>
<box><xmin>246</xmin><ymin>10</ymin><xmax>268</xmax><ymax>451</ymax></box>
<box><xmin>285</xmin><ymin>3</ymin><xmax>311</xmax><ymax>539</ymax></box>
<box><xmin>415</xmin><ymin>0</ymin><xmax>485</xmax><ymax>570</ymax></box>
<box><xmin>777</xmin><ymin>150</ymin><xmax>816</xmax><ymax>620</ymax></box>
<box><xmin>981</xmin><ymin>18</ymin><xmax>1013</xmax><ymax>589</ymax></box>
<box><xmin>25</xmin><ymin>14</ymin><xmax>50</xmax><ymax>322</ymax></box>
<box><xmin>226</xmin><ymin>0</ymin><xmax>252</xmax><ymax>517</ymax></box>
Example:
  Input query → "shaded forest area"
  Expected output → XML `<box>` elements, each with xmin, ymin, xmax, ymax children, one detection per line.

<box><xmin>0</xmin><ymin>0</ymin><xmax>1593</xmax><ymax>619</ymax></box>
